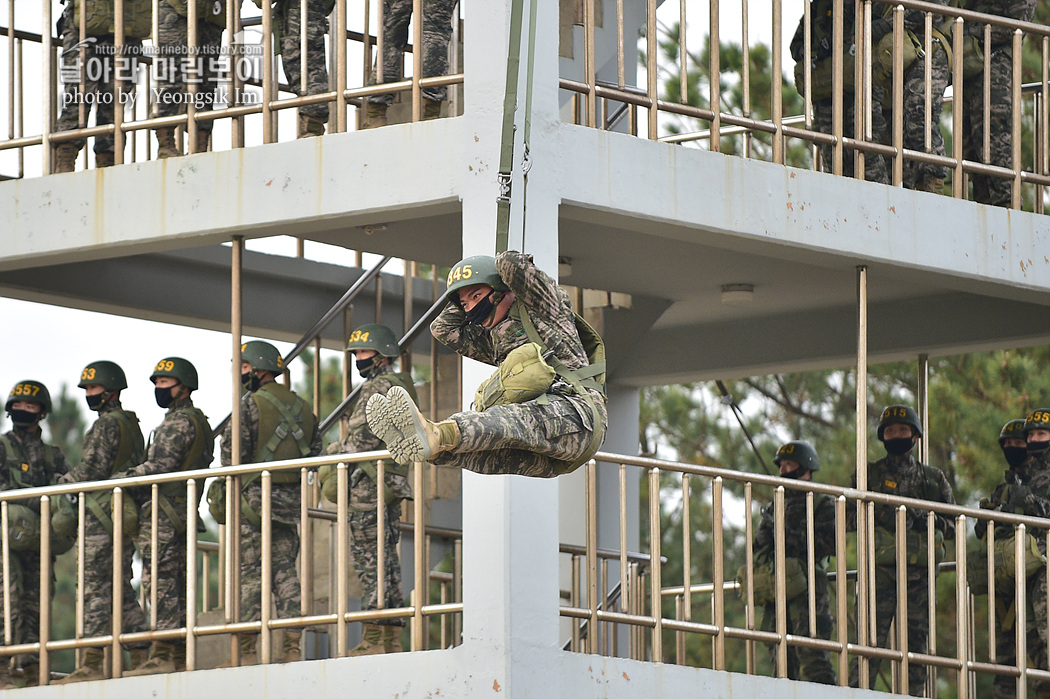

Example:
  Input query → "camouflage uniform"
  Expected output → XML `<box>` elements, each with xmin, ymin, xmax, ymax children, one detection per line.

<box><xmin>367</xmin><ymin>0</ymin><xmax>458</xmax><ymax>106</ymax></box>
<box><xmin>55</xmin><ymin>0</ymin><xmax>149</xmax><ymax>156</ymax></box>
<box><xmin>848</xmin><ymin>452</ymin><xmax>956</xmax><ymax>695</ymax></box>
<box><xmin>978</xmin><ymin>450</ymin><xmax>1050</xmax><ymax>696</ymax></box>
<box><xmin>275</xmin><ymin>0</ymin><xmax>333</xmax><ymax>121</ymax></box>
<box><xmin>790</xmin><ymin>0</ymin><xmax>890</xmax><ymax>183</ymax></box>
<box><xmin>325</xmin><ymin>363</ymin><xmax>413</xmax><ymax>625</ymax></box>
<box><xmin>430</xmin><ymin>251</ymin><xmax>608</xmax><ymax>478</ymax></box>
<box><xmin>960</xmin><ymin>0</ymin><xmax>1037</xmax><ymax>206</ymax></box>
<box><xmin>121</xmin><ymin>396</ymin><xmax>212</xmax><ymax>634</ymax></box>
<box><xmin>754</xmin><ymin>488</ymin><xmax>837</xmax><ymax>684</ymax></box>
<box><xmin>58</xmin><ymin>400</ymin><xmax>149</xmax><ymax>643</ymax></box>
<box><xmin>220</xmin><ymin>381</ymin><xmax>321</xmax><ymax>624</ymax></box>
<box><xmin>0</xmin><ymin>428</ymin><xmax>69</xmax><ymax>667</ymax></box>
<box><xmin>153</xmin><ymin>1</ymin><xmax>226</xmax><ymax>131</ymax></box>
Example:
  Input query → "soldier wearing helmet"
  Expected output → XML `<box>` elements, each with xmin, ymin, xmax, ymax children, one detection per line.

<box><xmin>123</xmin><ymin>358</ymin><xmax>212</xmax><ymax>677</ymax></box>
<box><xmin>751</xmin><ymin>440</ymin><xmax>836</xmax><ymax>684</ymax></box>
<box><xmin>365</xmin><ymin>250</ymin><xmax>607</xmax><ymax>478</ymax></box>
<box><xmin>0</xmin><ymin>381</ymin><xmax>69</xmax><ymax>687</ymax></box>
<box><xmin>220</xmin><ymin>340</ymin><xmax>321</xmax><ymax>666</ymax></box>
<box><xmin>320</xmin><ymin>324</ymin><xmax>416</xmax><ymax>656</ymax></box>
<box><xmin>848</xmin><ymin>404</ymin><xmax>955</xmax><ymax>694</ymax></box>
<box><xmin>55</xmin><ymin>362</ymin><xmax>148</xmax><ymax>684</ymax></box>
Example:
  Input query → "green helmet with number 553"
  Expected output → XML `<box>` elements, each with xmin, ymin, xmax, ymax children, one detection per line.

<box><xmin>5</xmin><ymin>380</ymin><xmax>52</xmax><ymax>415</ymax></box>
<box><xmin>445</xmin><ymin>255</ymin><xmax>509</xmax><ymax>306</ymax></box>
<box><xmin>877</xmin><ymin>404</ymin><xmax>923</xmax><ymax>441</ymax></box>
<box><xmin>774</xmin><ymin>440</ymin><xmax>820</xmax><ymax>472</ymax></box>
<box><xmin>78</xmin><ymin>361</ymin><xmax>128</xmax><ymax>391</ymax></box>
<box><xmin>150</xmin><ymin>357</ymin><xmax>198</xmax><ymax>390</ymax></box>
<box><xmin>1024</xmin><ymin>409</ymin><xmax>1050</xmax><ymax>436</ymax></box>
<box><xmin>346</xmin><ymin>324</ymin><xmax>400</xmax><ymax>357</ymax></box>
<box><xmin>241</xmin><ymin>340</ymin><xmax>284</xmax><ymax>373</ymax></box>
<box><xmin>999</xmin><ymin>418</ymin><xmax>1028</xmax><ymax>446</ymax></box>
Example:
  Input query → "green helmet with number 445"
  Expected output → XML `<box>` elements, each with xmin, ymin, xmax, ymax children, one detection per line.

<box><xmin>150</xmin><ymin>357</ymin><xmax>199</xmax><ymax>391</ymax></box>
<box><xmin>445</xmin><ymin>255</ymin><xmax>509</xmax><ymax>306</ymax></box>
<box><xmin>346</xmin><ymin>324</ymin><xmax>400</xmax><ymax>357</ymax></box>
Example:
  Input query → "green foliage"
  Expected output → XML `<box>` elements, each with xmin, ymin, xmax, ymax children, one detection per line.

<box><xmin>44</xmin><ymin>384</ymin><xmax>85</xmax><ymax>465</ymax></box>
<box><xmin>295</xmin><ymin>348</ymin><xmax>347</xmax><ymax>448</ymax></box>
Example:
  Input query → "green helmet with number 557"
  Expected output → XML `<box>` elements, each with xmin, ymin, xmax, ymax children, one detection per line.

<box><xmin>774</xmin><ymin>440</ymin><xmax>820</xmax><ymax>472</ymax></box>
<box><xmin>5</xmin><ymin>380</ymin><xmax>52</xmax><ymax>415</ymax></box>
<box><xmin>877</xmin><ymin>404</ymin><xmax>923</xmax><ymax>441</ymax></box>
<box><xmin>78</xmin><ymin>360</ymin><xmax>128</xmax><ymax>391</ymax></box>
<box><xmin>445</xmin><ymin>255</ymin><xmax>509</xmax><ymax>306</ymax></box>
<box><xmin>241</xmin><ymin>340</ymin><xmax>284</xmax><ymax>373</ymax></box>
<box><xmin>346</xmin><ymin>324</ymin><xmax>400</xmax><ymax>357</ymax></box>
<box><xmin>150</xmin><ymin>357</ymin><xmax>199</xmax><ymax>391</ymax></box>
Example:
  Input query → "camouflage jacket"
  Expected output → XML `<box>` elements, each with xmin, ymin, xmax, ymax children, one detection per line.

<box><xmin>789</xmin><ymin>0</ymin><xmax>861</xmax><ymax>63</ymax></box>
<box><xmin>754</xmin><ymin>487</ymin><xmax>837</xmax><ymax>565</ymax></box>
<box><xmin>983</xmin><ymin>450</ymin><xmax>1050</xmax><ymax>522</ymax></box>
<box><xmin>61</xmin><ymin>400</ymin><xmax>143</xmax><ymax>485</ymax></box>
<box><xmin>432</xmin><ymin>250</ymin><xmax>592</xmax><ymax>375</ymax></box>
<box><xmin>324</xmin><ymin>364</ymin><xmax>413</xmax><ymax>505</ymax></box>
<box><xmin>874</xmin><ymin>0</ymin><xmax>949</xmax><ymax>31</ymax></box>
<box><xmin>962</xmin><ymin>0</ymin><xmax>1036</xmax><ymax>44</ymax></box>
<box><xmin>123</xmin><ymin>397</ymin><xmax>213</xmax><ymax>480</ymax></box>
<box><xmin>0</xmin><ymin>428</ymin><xmax>69</xmax><ymax>512</ymax></box>
<box><xmin>220</xmin><ymin>381</ymin><xmax>322</xmax><ymax>467</ymax></box>
<box><xmin>67</xmin><ymin>0</ymin><xmax>152</xmax><ymax>39</ymax></box>
<box><xmin>849</xmin><ymin>452</ymin><xmax>956</xmax><ymax>539</ymax></box>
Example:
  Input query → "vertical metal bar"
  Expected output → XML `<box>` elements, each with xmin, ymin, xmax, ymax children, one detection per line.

<box><xmin>403</xmin><ymin>261</ymin><xmax>414</xmax><ymax>370</ymax></box>
<box><xmin>648</xmin><ymin>467</ymin><xmax>662</xmax><ymax>662</ymax></box>
<box><xmin>453</xmin><ymin>536</ymin><xmax>462</xmax><ymax>646</ymax></box>
<box><xmin>1</xmin><ymin>502</ymin><xmax>9</xmax><ymax>647</ymax></box>
<box><xmin>711</xmin><ymin>477</ymin><xmax>725</xmax><ymax>670</ymax></box>
<box><xmin>854</xmin><ymin>0</ymin><xmax>865</xmax><ymax>178</ymax></box>
<box><xmin>570</xmin><ymin>555</ymin><xmax>580</xmax><ymax>651</ymax></box>
<box><xmin>112</xmin><ymin>487</ymin><xmax>125</xmax><ymax>677</ymax></box>
<box><xmin>228</xmin><ymin>0</ymin><xmax>244</xmax><ymax>147</ymax></box>
<box><xmin>619</xmin><ymin>463</ymin><xmax>629</xmax><ymax>627</ymax></box>
<box><xmin>952</xmin><ymin>18</ymin><xmax>965</xmax><ymax>198</ymax></box>
<box><xmin>803</xmin><ymin>0</ymin><xmax>813</xmax><ymax>166</ymax></box>
<box><xmin>956</xmin><ymin>515</ymin><xmax>969</xmax><ymax>699</ymax></box>
<box><xmin>773</xmin><ymin>486</ymin><xmax>787</xmax><ymax>677</ymax></box>
<box><xmin>301</xmin><ymin>467</ymin><xmax>312</xmax><ymax>619</ymax></box>
<box><xmin>150</xmin><ymin>484</ymin><xmax>159</xmax><ymax>628</ymax></box>
<box><xmin>600</xmin><ymin>557</ymin><xmax>609</xmax><ymax>654</ymax></box>
<box><xmin>806</xmin><ymin>492</ymin><xmax>817</xmax><ymax>637</ymax></box>
<box><xmin>113</xmin><ymin>0</ymin><xmax>126</xmax><ymax>165</ymax></box>
<box><xmin>586</xmin><ymin>460</ymin><xmax>599</xmax><ymax>654</ymax></box>
<box><xmin>1016</xmin><ymin>525</ymin><xmax>1028</xmax><ymax>698</ymax></box>
<box><xmin>1042</xmin><ymin>37</ymin><xmax>1049</xmax><ymax>213</ymax></box>
<box><xmin>312</xmin><ymin>337</ymin><xmax>322</xmax><ymax>416</ymax></box>
<box><xmin>411</xmin><ymin>0</ymin><xmax>423</xmax><ymax>122</ymax></box>
<box><xmin>862</xmin><ymin>0</ymin><xmax>874</xmax><ymax>178</ymax></box>
<box><xmin>674</xmin><ymin>595</ymin><xmax>684</xmax><ymax>664</ymax></box>
<box><xmin>6</xmin><ymin>0</ymin><xmax>14</xmax><ymax>158</ymax></box>
<box><xmin>681</xmin><ymin>474</ymin><xmax>691</xmax><ymax>636</ymax></box>
<box><xmin>744</xmin><ymin>482</ymin><xmax>756</xmax><ymax>675</ymax></box>
<box><xmin>76</xmin><ymin>492</ymin><xmax>86</xmax><ymax>666</ymax></box>
<box><xmin>918</xmin><ymin>354</ymin><xmax>929</xmax><ymax>464</ymax></box>
<box><xmin>335</xmin><ymin>0</ymin><xmax>347</xmax><ymax>132</ymax></box>
<box><xmin>586</xmin><ymin>0</ymin><xmax>597</xmax><ymax>128</ymax></box>
<box><xmin>678</xmin><ymin>0</ymin><xmax>687</xmax><ymax>105</ymax></box>
<box><xmin>336</xmin><ymin>462</ymin><xmax>348</xmax><ymax>656</ymax></box>
<box><xmin>856</xmin><ymin>264</ymin><xmax>870</xmax><ymax>687</ymax></box>
<box><xmin>261</xmin><ymin>0</ymin><xmax>275</xmax><ymax>143</ymax></box>
<box><xmin>186</xmin><ymin>0</ymin><xmax>199</xmax><ymax>153</ymax></box>
<box><xmin>41</xmin><ymin>0</ymin><xmax>54</xmax><ymax>174</ymax></box>
<box><xmin>1012</xmin><ymin>30</ymin><xmax>1023</xmax><ymax>209</ymax></box>
<box><xmin>924</xmin><ymin>12</ymin><xmax>932</xmax><ymax>156</ymax></box>
<box><xmin>260</xmin><ymin>471</ymin><xmax>273</xmax><ymax>664</ymax></box>
<box><xmin>891</xmin><ymin>7</ymin><xmax>904</xmax><ymax>186</ymax></box>
<box><xmin>709</xmin><ymin>0</ymin><xmax>721</xmax><ymax>151</ymax></box>
<box><xmin>376</xmin><ymin>0</ymin><xmax>385</xmax><ymax>83</ymax></box>
<box><xmin>229</xmin><ymin>236</ymin><xmax>244</xmax><ymax>662</ymax></box>
<box><xmin>832</xmin><ymin>0</ymin><xmax>844</xmax><ymax>174</ymax></box>
<box><xmin>377</xmin><ymin>459</ymin><xmax>387</xmax><ymax>611</ymax></box>
<box><xmin>742</xmin><ymin>0</ymin><xmax>752</xmax><ymax>158</ymax></box>
<box><xmin>835</xmin><ymin>495</ymin><xmax>849</xmax><ymax>684</ymax></box>
<box><xmin>186</xmin><ymin>479</ymin><xmax>199</xmax><ymax>671</ymax></box>
<box><xmin>644</xmin><ymin>0</ymin><xmax>657</xmax><ymax>139</ymax></box>
<box><xmin>926</xmin><ymin>512</ymin><xmax>938</xmax><ymax>696</ymax></box>
<box><xmin>983</xmin><ymin>24</ymin><xmax>992</xmax><ymax>166</ymax></box>
<box><xmin>413</xmin><ymin>458</ymin><xmax>425</xmax><ymax>650</ymax></box>
<box><xmin>895</xmin><ymin>505</ymin><xmax>909</xmax><ymax>694</ymax></box>
<box><xmin>38</xmin><ymin>496</ymin><xmax>51</xmax><ymax>685</ymax></box>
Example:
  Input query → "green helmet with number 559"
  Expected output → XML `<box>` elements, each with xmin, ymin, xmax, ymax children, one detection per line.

<box><xmin>78</xmin><ymin>360</ymin><xmax>128</xmax><ymax>391</ymax></box>
<box><xmin>877</xmin><ymin>404</ymin><xmax>923</xmax><ymax>441</ymax></box>
<box><xmin>346</xmin><ymin>324</ymin><xmax>400</xmax><ymax>357</ymax></box>
<box><xmin>150</xmin><ymin>357</ymin><xmax>198</xmax><ymax>391</ymax></box>
<box><xmin>445</xmin><ymin>255</ymin><xmax>509</xmax><ymax>306</ymax></box>
<box><xmin>774</xmin><ymin>440</ymin><xmax>820</xmax><ymax>472</ymax></box>
<box><xmin>1024</xmin><ymin>409</ymin><xmax>1050</xmax><ymax>436</ymax></box>
<box><xmin>241</xmin><ymin>340</ymin><xmax>284</xmax><ymax>373</ymax></box>
<box><xmin>5</xmin><ymin>380</ymin><xmax>52</xmax><ymax>415</ymax></box>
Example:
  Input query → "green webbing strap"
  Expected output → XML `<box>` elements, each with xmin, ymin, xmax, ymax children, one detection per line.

<box><xmin>0</xmin><ymin>436</ymin><xmax>29</xmax><ymax>489</ymax></box>
<box><xmin>84</xmin><ymin>492</ymin><xmax>114</xmax><ymax>536</ymax></box>
<box><xmin>156</xmin><ymin>493</ymin><xmax>187</xmax><ymax>535</ymax></box>
<box><xmin>358</xmin><ymin>461</ymin><xmax>409</xmax><ymax>506</ymax></box>
<box><xmin>253</xmin><ymin>388</ymin><xmax>311</xmax><ymax>462</ymax></box>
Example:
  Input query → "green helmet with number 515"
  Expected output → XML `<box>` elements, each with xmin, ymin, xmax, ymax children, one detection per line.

<box><xmin>5</xmin><ymin>380</ymin><xmax>52</xmax><ymax>415</ymax></box>
<box><xmin>78</xmin><ymin>360</ymin><xmax>128</xmax><ymax>391</ymax></box>
<box><xmin>877</xmin><ymin>404</ymin><xmax>923</xmax><ymax>441</ymax></box>
<box><xmin>445</xmin><ymin>255</ymin><xmax>509</xmax><ymax>306</ymax></box>
<box><xmin>346</xmin><ymin>324</ymin><xmax>400</xmax><ymax>357</ymax></box>
<box><xmin>774</xmin><ymin>440</ymin><xmax>820</xmax><ymax>472</ymax></box>
<box><xmin>150</xmin><ymin>357</ymin><xmax>199</xmax><ymax>390</ymax></box>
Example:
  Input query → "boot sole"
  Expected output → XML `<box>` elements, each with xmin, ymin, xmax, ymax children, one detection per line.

<box><xmin>367</xmin><ymin>387</ymin><xmax>430</xmax><ymax>464</ymax></box>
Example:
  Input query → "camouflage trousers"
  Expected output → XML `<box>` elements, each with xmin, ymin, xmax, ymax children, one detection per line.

<box><xmin>813</xmin><ymin>89</ymin><xmax>890</xmax><ymax>184</ymax></box>
<box><xmin>433</xmin><ymin>391</ymin><xmax>607</xmax><ymax>478</ymax></box>
<box><xmin>349</xmin><ymin>503</ymin><xmax>405</xmax><ymax>626</ymax></box>
<box><xmin>136</xmin><ymin>501</ymin><xmax>188</xmax><ymax>632</ymax></box>
<box><xmin>239</xmin><ymin>482</ymin><xmax>302</xmax><ymax>621</ymax></box>
<box><xmin>55</xmin><ymin>3</ymin><xmax>142</xmax><ymax>155</ymax></box>
<box><xmin>991</xmin><ymin>584</ymin><xmax>1050</xmax><ymax>699</ymax></box>
<box><xmin>154</xmin><ymin>2</ymin><xmax>225</xmax><ymax>130</ymax></box>
<box><xmin>760</xmin><ymin>572</ymin><xmax>837</xmax><ymax>684</ymax></box>
<box><xmin>367</xmin><ymin>0</ymin><xmax>458</xmax><ymax>105</ymax></box>
<box><xmin>962</xmin><ymin>45</ymin><xmax>1016</xmax><ymax>207</ymax></box>
<box><xmin>849</xmin><ymin>565</ymin><xmax>931</xmax><ymax>696</ymax></box>
<box><xmin>899</xmin><ymin>45</ymin><xmax>951</xmax><ymax>189</ymax></box>
<box><xmin>280</xmin><ymin>0</ymin><xmax>332</xmax><ymax>120</ymax></box>
<box><xmin>81</xmin><ymin>514</ymin><xmax>148</xmax><ymax>641</ymax></box>
<box><xmin>0</xmin><ymin>551</ymin><xmax>45</xmax><ymax>666</ymax></box>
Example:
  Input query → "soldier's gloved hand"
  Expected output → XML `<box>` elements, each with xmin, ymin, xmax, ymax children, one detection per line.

<box><xmin>979</xmin><ymin>497</ymin><xmax>995</xmax><ymax>509</ymax></box>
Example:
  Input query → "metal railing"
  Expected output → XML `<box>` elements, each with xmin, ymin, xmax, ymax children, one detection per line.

<box><xmin>0</xmin><ymin>0</ymin><xmax>464</xmax><ymax>177</ymax></box>
<box><xmin>560</xmin><ymin>0</ymin><xmax>1050</xmax><ymax>212</ymax></box>
<box><xmin>562</xmin><ymin>450</ymin><xmax>1050</xmax><ymax>697</ymax></box>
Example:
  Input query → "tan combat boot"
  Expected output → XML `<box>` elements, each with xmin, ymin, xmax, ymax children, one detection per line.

<box><xmin>279</xmin><ymin>630</ymin><xmax>302</xmax><ymax>663</ymax></box>
<box><xmin>124</xmin><ymin>641</ymin><xmax>184</xmax><ymax>676</ymax></box>
<box><xmin>16</xmin><ymin>661</ymin><xmax>39</xmax><ymax>688</ymax></box>
<box><xmin>423</xmin><ymin>99</ymin><xmax>443</xmax><ymax>120</ymax></box>
<box><xmin>361</xmin><ymin>103</ymin><xmax>387</xmax><ymax>130</ymax></box>
<box><xmin>95</xmin><ymin>151</ymin><xmax>115</xmax><ymax>168</ymax></box>
<box><xmin>53</xmin><ymin>647</ymin><xmax>106</xmax><ymax>684</ymax></box>
<box><xmin>347</xmin><ymin>623</ymin><xmax>385</xmax><ymax>657</ymax></box>
<box><xmin>366</xmin><ymin>386</ymin><xmax>460</xmax><ymax>465</ymax></box>
<box><xmin>196</xmin><ymin>129</ymin><xmax>211</xmax><ymax>153</ymax></box>
<box><xmin>298</xmin><ymin>114</ymin><xmax>326</xmax><ymax>138</ymax></box>
<box><xmin>383</xmin><ymin>625</ymin><xmax>403</xmax><ymax>654</ymax></box>
<box><xmin>0</xmin><ymin>659</ymin><xmax>16</xmax><ymax>689</ymax></box>
<box><xmin>217</xmin><ymin>635</ymin><xmax>257</xmax><ymax>668</ymax></box>
<box><xmin>54</xmin><ymin>144</ymin><xmax>80</xmax><ymax>173</ymax></box>
<box><xmin>156</xmin><ymin>127</ymin><xmax>179</xmax><ymax>159</ymax></box>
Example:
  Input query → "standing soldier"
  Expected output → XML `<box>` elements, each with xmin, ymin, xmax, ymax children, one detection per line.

<box><xmin>960</xmin><ymin>0</ymin><xmax>1037</xmax><ymax>206</ymax></box>
<box><xmin>320</xmin><ymin>325</ymin><xmax>414</xmax><ymax>656</ymax></box>
<box><xmin>124</xmin><ymin>358</ymin><xmax>212</xmax><ymax>676</ymax></box>
<box><xmin>153</xmin><ymin>0</ymin><xmax>228</xmax><ymax>157</ymax></box>
<box><xmin>0</xmin><ymin>381</ymin><xmax>70</xmax><ymax>688</ymax></box>
<box><xmin>848</xmin><ymin>404</ymin><xmax>955</xmax><ymax>695</ymax></box>
<box><xmin>752</xmin><ymin>441</ymin><xmax>837</xmax><ymax>684</ymax></box>
<box><xmin>363</xmin><ymin>0</ymin><xmax>459</xmax><ymax>127</ymax></box>
<box><xmin>54</xmin><ymin>361</ymin><xmax>149</xmax><ymax>684</ymax></box>
<box><xmin>220</xmin><ymin>341</ymin><xmax>321</xmax><ymax>664</ymax></box>
<box><xmin>366</xmin><ymin>251</ymin><xmax>607</xmax><ymax>478</ymax></box>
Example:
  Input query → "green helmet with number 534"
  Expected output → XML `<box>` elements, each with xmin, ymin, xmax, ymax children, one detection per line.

<box><xmin>346</xmin><ymin>324</ymin><xmax>400</xmax><ymax>357</ymax></box>
<box><xmin>877</xmin><ymin>404</ymin><xmax>923</xmax><ymax>441</ymax></box>
<box><xmin>5</xmin><ymin>380</ymin><xmax>52</xmax><ymax>416</ymax></box>
<box><xmin>150</xmin><ymin>357</ymin><xmax>199</xmax><ymax>391</ymax></box>
<box><xmin>241</xmin><ymin>340</ymin><xmax>284</xmax><ymax>373</ymax></box>
<box><xmin>774</xmin><ymin>440</ymin><xmax>820</xmax><ymax>472</ymax></box>
<box><xmin>1024</xmin><ymin>409</ymin><xmax>1050</xmax><ymax>436</ymax></box>
<box><xmin>445</xmin><ymin>255</ymin><xmax>509</xmax><ymax>306</ymax></box>
<box><xmin>78</xmin><ymin>361</ymin><xmax>128</xmax><ymax>391</ymax></box>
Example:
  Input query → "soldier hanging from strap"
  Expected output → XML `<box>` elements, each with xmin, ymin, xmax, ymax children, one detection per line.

<box><xmin>366</xmin><ymin>250</ymin><xmax>607</xmax><ymax>478</ymax></box>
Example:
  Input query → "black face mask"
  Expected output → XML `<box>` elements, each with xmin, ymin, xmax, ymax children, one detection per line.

<box><xmin>86</xmin><ymin>393</ymin><xmax>105</xmax><ymax>411</ymax></box>
<box><xmin>1028</xmin><ymin>440</ymin><xmax>1050</xmax><ymax>456</ymax></box>
<box><xmin>8</xmin><ymin>409</ymin><xmax>39</xmax><ymax>428</ymax></box>
<box><xmin>155</xmin><ymin>386</ymin><xmax>176</xmax><ymax>408</ymax></box>
<box><xmin>779</xmin><ymin>467</ymin><xmax>807</xmax><ymax>480</ymax></box>
<box><xmin>1003</xmin><ymin>446</ymin><xmax>1029</xmax><ymax>468</ymax></box>
<box><xmin>883</xmin><ymin>438</ymin><xmax>914</xmax><ymax>456</ymax></box>
<box><xmin>464</xmin><ymin>292</ymin><xmax>496</xmax><ymax>325</ymax></box>
<box><xmin>242</xmin><ymin>372</ymin><xmax>261</xmax><ymax>392</ymax></box>
<box><xmin>355</xmin><ymin>356</ymin><xmax>376</xmax><ymax>375</ymax></box>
